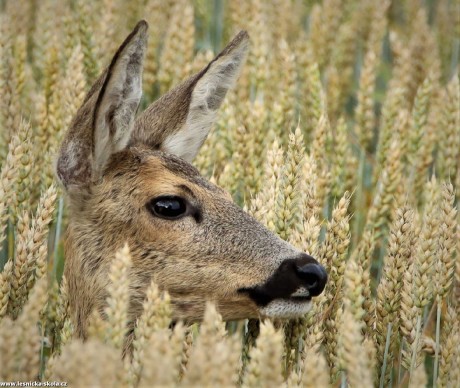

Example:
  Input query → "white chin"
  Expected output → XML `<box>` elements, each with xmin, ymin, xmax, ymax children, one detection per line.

<box><xmin>260</xmin><ymin>299</ymin><xmax>312</xmax><ymax>319</ymax></box>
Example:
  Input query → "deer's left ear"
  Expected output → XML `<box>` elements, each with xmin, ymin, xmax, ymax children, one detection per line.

<box><xmin>57</xmin><ymin>20</ymin><xmax>148</xmax><ymax>188</ymax></box>
<box><xmin>131</xmin><ymin>30</ymin><xmax>249</xmax><ymax>162</ymax></box>
<box><xmin>92</xmin><ymin>20</ymin><xmax>148</xmax><ymax>174</ymax></box>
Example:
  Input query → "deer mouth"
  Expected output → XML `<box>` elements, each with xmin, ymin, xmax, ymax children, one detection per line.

<box><xmin>259</xmin><ymin>297</ymin><xmax>313</xmax><ymax>319</ymax></box>
<box><xmin>238</xmin><ymin>284</ymin><xmax>315</xmax><ymax>318</ymax></box>
<box><xmin>237</xmin><ymin>256</ymin><xmax>326</xmax><ymax>318</ymax></box>
<box><xmin>238</xmin><ymin>286</ymin><xmax>314</xmax><ymax>319</ymax></box>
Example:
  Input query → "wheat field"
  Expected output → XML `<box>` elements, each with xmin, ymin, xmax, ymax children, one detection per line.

<box><xmin>0</xmin><ymin>0</ymin><xmax>459</xmax><ymax>387</ymax></box>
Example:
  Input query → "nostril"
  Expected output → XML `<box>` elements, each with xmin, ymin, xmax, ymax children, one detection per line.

<box><xmin>296</xmin><ymin>263</ymin><xmax>328</xmax><ymax>297</ymax></box>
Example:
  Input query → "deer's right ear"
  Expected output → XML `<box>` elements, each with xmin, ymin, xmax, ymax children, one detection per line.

<box><xmin>57</xmin><ymin>21</ymin><xmax>148</xmax><ymax>189</ymax></box>
<box><xmin>130</xmin><ymin>30</ymin><xmax>249</xmax><ymax>162</ymax></box>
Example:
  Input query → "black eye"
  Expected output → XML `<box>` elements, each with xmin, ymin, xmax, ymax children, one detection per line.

<box><xmin>148</xmin><ymin>196</ymin><xmax>187</xmax><ymax>219</ymax></box>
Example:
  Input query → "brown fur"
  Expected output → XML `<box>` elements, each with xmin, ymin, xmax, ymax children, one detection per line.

<box><xmin>65</xmin><ymin>147</ymin><xmax>295</xmax><ymax>337</ymax></box>
<box><xmin>58</xmin><ymin>21</ymin><xmax>325</xmax><ymax>339</ymax></box>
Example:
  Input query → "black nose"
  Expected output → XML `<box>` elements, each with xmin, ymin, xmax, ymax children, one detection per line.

<box><xmin>295</xmin><ymin>256</ymin><xmax>328</xmax><ymax>297</ymax></box>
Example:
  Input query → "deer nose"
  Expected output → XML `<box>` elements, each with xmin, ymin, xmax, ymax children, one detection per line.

<box><xmin>294</xmin><ymin>254</ymin><xmax>327</xmax><ymax>297</ymax></box>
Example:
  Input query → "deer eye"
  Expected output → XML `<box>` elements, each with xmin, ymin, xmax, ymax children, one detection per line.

<box><xmin>148</xmin><ymin>196</ymin><xmax>187</xmax><ymax>220</ymax></box>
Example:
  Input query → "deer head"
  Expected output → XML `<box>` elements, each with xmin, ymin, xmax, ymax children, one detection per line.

<box><xmin>57</xmin><ymin>21</ymin><xmax>327</xmax><ymax>338</ymax></box>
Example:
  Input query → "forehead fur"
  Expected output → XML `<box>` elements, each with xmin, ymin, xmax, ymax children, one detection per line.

<box><xmin>104</xmin><ymin>146</ymin><xmax>222</xmax><ymax>194</ymax></box>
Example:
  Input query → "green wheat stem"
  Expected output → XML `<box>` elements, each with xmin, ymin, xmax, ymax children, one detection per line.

<box><xmin>295</xmin><ymin>336</ymin><xmax>301</xmax><ymax>373</ymax></box>
<box><xmin>409</xmin><ymin>315</ymin><xmax>422</xmax><ymax>386</ymax></box>
<box><xmin>397</xmin><ymin>346</ymin><xmax>403</xmax><ymax>386</ymax></box>
<box><xmin>379</xmin><ymin>322</ymin><xmax>392</xmax><ymax>388</ymax></box>
<box><xmin>8</xmin><ymin>217</ymin><xmax>14</xmax><ymax>265</ymax></box>
<box><xmin>353</xmin><ymin>148</ymin><xmax>366</xmax><ymax>247</ymax></box>
<box><xmin>433</xmin><ymin>301</ymin><xmax>442</xmax><ymax>387</ymax></box>
<box><xmin>52</xmin><ymin>196</ymin><xmax>64</xmax><ymax>281</ymax></box>
<box><xmin>39</xmin><ymin>322</ymin><xmax>46</xmax><ymax>380</ymax></box>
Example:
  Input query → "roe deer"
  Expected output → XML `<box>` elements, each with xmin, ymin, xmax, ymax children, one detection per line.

<box><xmin>57</xmin><ymin>20</ymin><xmax>327</xmax><ymax>338</ymax></box>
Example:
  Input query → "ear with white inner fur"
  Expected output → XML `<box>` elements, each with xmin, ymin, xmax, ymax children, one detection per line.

<box><xmin>130</xmin><ymin>30</ymin><xmax>249</xmax><ymax>162</ymax></box>
<box><xmin>56</xmin><ymin>20</ymin><xmax>148</xmax><ymax>188</ymax></box>
<box><xmin>92</xmin><ymin>21</ymin><xmax>147</xmax><ymax>174</ymax></box>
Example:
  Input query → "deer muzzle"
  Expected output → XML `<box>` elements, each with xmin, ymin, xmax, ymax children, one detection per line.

<box><xmin>237</xmin><ymin>254</ymin><xmax>327</xmax><ymax>318</ymax></box>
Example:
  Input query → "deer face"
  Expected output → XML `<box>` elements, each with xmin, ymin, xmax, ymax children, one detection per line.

<box><xmin>57</xmin><ymin>21</ymin><xmax>327</xmax><ymax>335</ymax></box>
